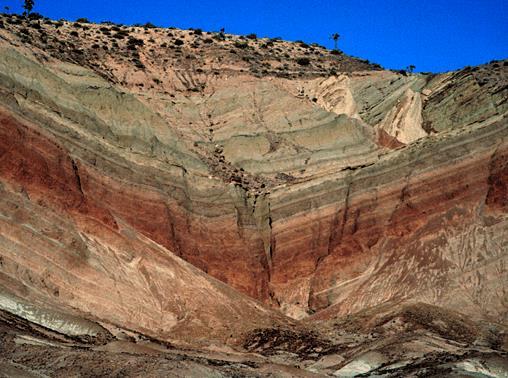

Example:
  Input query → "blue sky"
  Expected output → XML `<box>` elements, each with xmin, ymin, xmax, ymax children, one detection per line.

<box><xmin>2</xmin><ymin>0</ymin><xmax>507</xmax><ymax>72</ymax></box>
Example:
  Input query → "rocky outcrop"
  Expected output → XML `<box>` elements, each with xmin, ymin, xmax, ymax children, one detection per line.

<box><xmin>0</xmin><ymin>14</ymin><xmax>506</xmax><ymax>352</ymax></box>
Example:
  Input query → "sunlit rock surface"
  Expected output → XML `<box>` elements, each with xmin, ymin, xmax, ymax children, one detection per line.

<box><xmin>0</xmin><ymin>14</ymin><xmax>506</xmax><ymax>376</ymax></box>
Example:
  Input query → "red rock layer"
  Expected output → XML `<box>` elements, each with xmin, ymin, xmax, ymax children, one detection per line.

<box><xmin>1</xmin><ymin>107</ymin><xmax>506</xmax><ymax>320</ymax></box>
<box><xmin>0</xmin><ymin>113</ymin><xmax>117</xmax><ymax>229</ymax></box>
<box><xmin>0</xmin><ymin>111</ymin><xmax>270</xmax><ymax>300</ymax></box>
<box><xmin>377</xmin><ymin>128</ymin><xmax>405</xmax><ymax>149</ymax></box>
<box><xmin>269</xmin><ymin>135</ymin><xmax>508</xmax><ymax>315</ymax></box>
<box><xmin>486</xmin><ymin>149</ymin><xmax>508</xmax><ymax>213</ymax></box>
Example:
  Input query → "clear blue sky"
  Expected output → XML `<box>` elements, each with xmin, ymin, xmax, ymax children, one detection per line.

<box><xmin>2</xmin><ymin>0</ymin><xmax>507</xmax><ymax>72</ymax></box>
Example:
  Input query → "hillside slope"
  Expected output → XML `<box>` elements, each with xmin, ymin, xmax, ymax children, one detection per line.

<box><xmin>0</xmin><ymin>14</ymin><xmax>507</xmax><ymax>376</ymax></box>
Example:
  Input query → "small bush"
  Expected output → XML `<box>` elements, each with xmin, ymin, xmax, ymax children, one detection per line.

<box><xmin>28</xmin><ymin>12</ymin><xmax>43</xmax><ymax>20</ymax></box>
<box><xmin>174</xmin><ymin>39</ymin><xmax>184</xmax><ymax>46</ymax></box>
<box><xmin>296</xmin><ymin>57</ymin><xmax>310</xmax><ymax>66</ymax></box>
<box><xmin>70</xmin><ymin>30</ymin><xmax>79</xmax><ymax>37</ymax></box>
<box><xmin>246</xmin><ymin>33</ymin><xmax>257</xmax><ymax>40</ymax></box>
<box><xmin>234</xmin><ymin>41</ymin><xmax>248</xmax><ymax>49</ymax></box>
<box><xmin>131</xmin><ymin>57</ymin><xmax>144</xmax><ymax>67</ymax></box>
<box><xmin>76</xmin><ymin>18</ymin><xmax>89</xmax><ymax>23</ymax></box>
<box><xmin>143</xmin><ymin>22</ymin><xmax>156</xmax><ymax>29</ymax></box>
<box><xmin>193</xmin><ymin>28</ymin><xmax>203</xmax><ymax>35</ymax></box>
<box><xmin>113</xmin><ymin>30</ymin><xmax>129</xmax><ymax>39</ymax></box>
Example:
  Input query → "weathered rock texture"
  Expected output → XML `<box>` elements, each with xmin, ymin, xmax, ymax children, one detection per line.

<box><xmin>0</xmin><ymin>14</ymin><xmax>506</xmax><ymax>358</ymax></box>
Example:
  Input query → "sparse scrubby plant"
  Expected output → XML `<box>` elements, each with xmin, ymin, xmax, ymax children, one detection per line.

<box><xmin>296</xmin><ymin>57</ymin><xmax>310</xmax><ymax>66</ymax></box>
<box><xmin>234</xmin><ymin>41</ymin><xmax>248</xmax><ymax>49</ymax></box>
<box><xmin>246</xmin><ymin>33</ymin><xmax>257</xmax><ymax>40</ymax></box>
<box><xmin>127</xmin><ymin>36</ymin><xmax>144</xmax><ymax>47</ymax></box>
<box><xmin>27</xmin><ymin>12</ymin><xmax>42</xmax><ymax>20</ymax></box>
<box><xmin>113</xmin><ymin>30</ymin><xmax>129</xmax><ymax>39</ymax></box>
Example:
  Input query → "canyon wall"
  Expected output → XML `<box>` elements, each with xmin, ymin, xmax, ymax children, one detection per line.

<box><xmin>0</xmin><ymin>18</ymin><xmax>506</xmax><ymax>339</ymax></box>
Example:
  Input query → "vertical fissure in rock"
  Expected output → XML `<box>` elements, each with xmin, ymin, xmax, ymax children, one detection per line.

<box><xmin>316</xmin><ymin>174</ymin><xmax>353</xmax><ymax>271</ymax></box>
<box><xmin>267</xmin><ymin>200</ymin><xmax>274</xmax><ymax>276</ymax></box>
<box><xmin>71</xmin><ymin>158</ymin><xmax>84</xmax><ymax>199</ymax></box>
<box><xmin>338</xmin><ymin>176</ymin><xmax>352</xmax><ymax>242</ymax></box>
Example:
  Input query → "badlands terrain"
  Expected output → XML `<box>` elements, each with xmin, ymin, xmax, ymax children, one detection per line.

<box><xmin>0</xmin><ymin>13</ymin><xmax>507</xmax><ymax>377</ymax></box>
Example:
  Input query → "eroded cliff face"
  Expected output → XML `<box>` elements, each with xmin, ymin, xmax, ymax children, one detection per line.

<box><xmin>0</xmin><ymin>13</ymin><xmax>506</xmax><ymax>350</ymax></box>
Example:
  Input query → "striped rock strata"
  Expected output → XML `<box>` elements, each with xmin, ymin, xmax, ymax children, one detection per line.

<box><xmin>0</xmin><ymin>15</ymin><xmax>506</xmax><ymax>348</ymax></box>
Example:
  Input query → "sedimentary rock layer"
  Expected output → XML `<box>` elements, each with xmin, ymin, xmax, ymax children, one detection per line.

<box><xmin>0</xmin><ymin>15</ymin><xmax>506</xmax><ymax>339</ymax></box>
